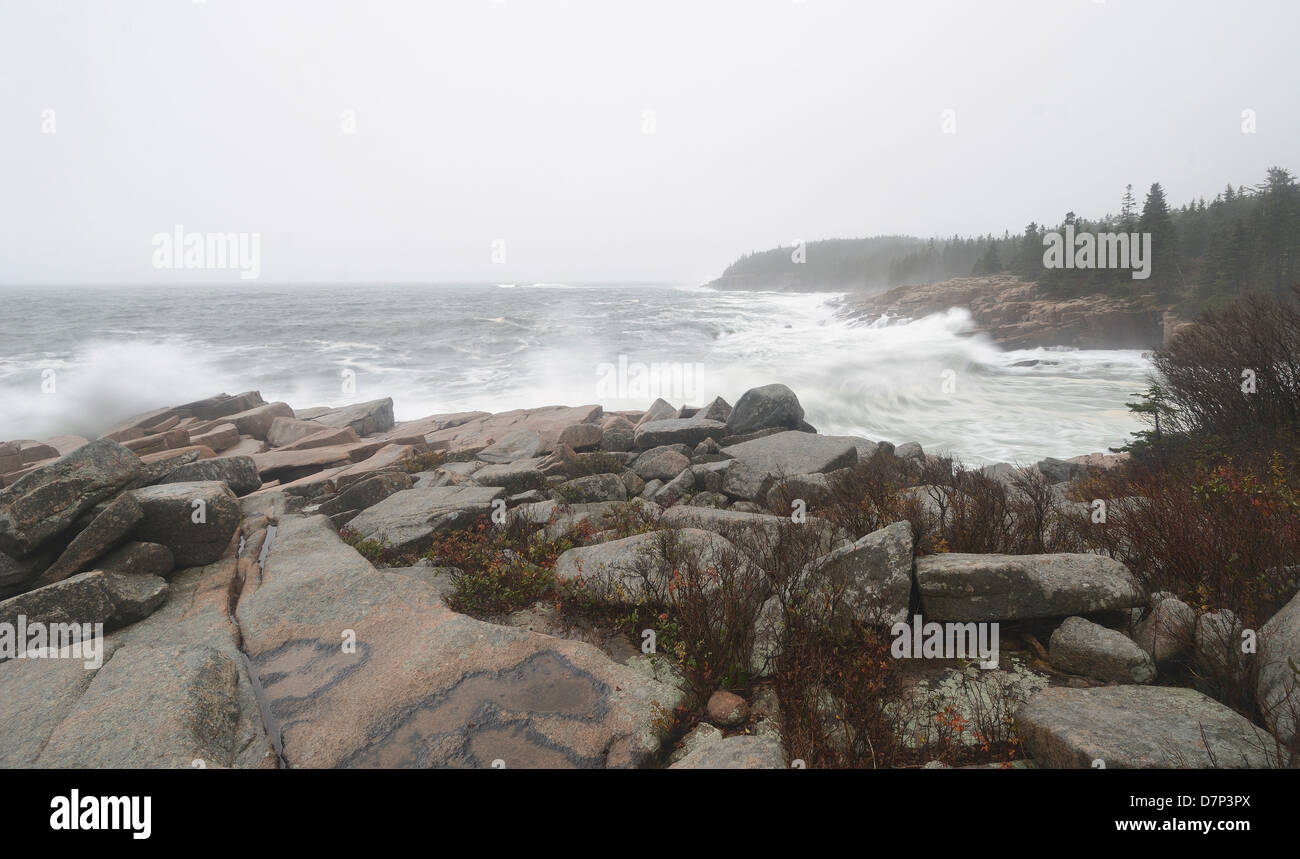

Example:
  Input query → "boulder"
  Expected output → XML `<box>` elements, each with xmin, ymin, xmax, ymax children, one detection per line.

<box><xmin>424</xmin><ymin>405</ymin><xmax>602</xmax><ymax>457</ymax></box>
<box><xmin>765</xmin><ymin>472</ymin><xmax>833</xmax><ymax>509</ymax></box>
<box><xmin>0</xmin><ymin>439</ymin><xmax>142</xmax><ymax>557</ymax></box>
<box><xmin>30</xmin><ymin>493</ymin><xmax>144</xmax><ymax>588</ymax></box>
<box><xmin>554</xmin><ymin>528</ymin><xmax>738</xmax><ymax>602</ymax></box>
<box><xmin>669</xmin><ymin>733</ymin><xmax>786</xmax><ymax>769</ymax></box>
<box><xmin>620</xmin><ymin>471</ymin><xmax>645</xmax><ymax>497</ymax></box>
<box><xmin>1036</xmin><ymin>457</ymin><xmax>1082</xmax><ymax>484</ymax></box>
<box><xmin>0</xmin><ymin>548</ymin><xmax>54</xmax><ymax>598</ymax></box>
<box><xmin>1131</xmin><ymin>595</ymin><xmax>1196</xmax><ymax>664</ymax></box>
<box><xmin>236</xmin><ymin>515</ymin><xmax>681</xmax><ymax>767</ymax></box>
<box><xmin>1015</xmin><ymin>685</ymin><xmax>1273</xmax><ymax>768</ymax></box>
<box><xmin>1259</xmin><ymin>589</ymin><xmax>1300</xmax><ymax>748</ymax></box>
<box><xmin>557</xmin><ymin>423</ymin><xmax>603</xmax><ymax>450</ymax></box>
<box><xmin>317</xmin><ymin>472</ymin><xmax>413</xmax><ymax>517</ymax></box>
<box><xmin>556</xmin><ymin>474</ymin><xmax>627</xmax><ymax>503</ymax></box>
<box><xmin>725</xmin><ymin>384</ymin><xmax>804</xmax><ymax>435</ymax></box>
<box><xmin>806</xmin><ymin>521</ymin><xmax>913</xmax><ymax>626</ymax></box>
<box><xmin>188</xmin><ymin>423</ymin><xmax>240</xmax><ymax>453</ymax></box>
<box><xmin>651</xmin><ymin>468</ymin><xmax>695</xmax><ymax>505</ymax></box>
<box><xmin>696</xmin><ymin>396</ymin><xmax>732</xmax><ymax>423</ymax></box>
<box><xmin>916</xmin><ymin>553</ymin><xmax>1143</xmax><ymax>622</ymax></box>
<box><xmin>1049</xmin><ymin>616</ymin><xmax>1155</xmax><ymax>684</ymax></box>
<box><xmin>97</xmin><ymin>541</ymin><xmax>175</xmax><ymax>579</ymax></box>
<box><xmin>720</xmin><ymin>431</ymin><xmax>857</xmax><ymax>501</ymax></box>
<box><xmin>250</xmin><ymin>444</ymin><xmax>378</xmax><ymax>480</ymax></box>
<box><xmin>895</xmin><ymin>441</ymin><xmax>924</xmax><ymax>461</ymax></box>
<box><xmin>158</xmin><ymin>455</ymin><xmax>262</xmax><ymax>496</ymax></box>
<box><xmin>0</xmin><ymin>568</ymin><xmax>168</xmax><ymax>634</ymax></box>
<box><xmin>633</xmin><ymin>418</ymin><xmax>728</xmax><ymax>451</ymax></box>
<box><xmin>347</xmin><ymin>486</ymin><xmax>506</xmax><ymax>552</ymax></box>
<box><xmin>184</xmin><ymin>391</ymin><xmax>265</xmax><ymax>421</ymax></box>
<box><xmin>267</xmin><ymin>417</ymin><xmax>333</xmax><ymax>448</ymax></box>
<box><xmin>308</xmin><ymin>398</ymin><xmax>396</xmax><ymax>437</ymax></box>
<box><xmin>472</xmin><ymin>460</ymin><xmax>549</xmax><ymax>494</ymax></box>
<box><xmin>706</xmin><ymin>689</ymin><xmax>749</xmax><ymax>727</ymax></box>
<box><xmin>333</xmin><ymin>444</ymin><xmax>414</xmax><ymax>490</ymax></box>
<box><xmin>130</xmin><ymin>481</ymin><xmax>241</xmax><ymax>566</ymax></box>
<box><xmin>635</xmin><ymin>398</ymin><xmax>677</xmax><ymax>428</ymax></box>
<box><xmin>226</xmin><ymin>402</ymin><xmax>295</xmax><ymax>440</ymax></box>
<box><xmin>633</xmin><ymin>448</ymin><xmax>691</xmax><ymax>482</ymax></box>
<box><xmin>278</xmin><ymin>425</ymin><xmax>363</xmax><ymax>451</ymax></box>
<box><xmin>478</xmin><ymin>430</ymin><xmax>543</xmax><ymax>464</ymax></box>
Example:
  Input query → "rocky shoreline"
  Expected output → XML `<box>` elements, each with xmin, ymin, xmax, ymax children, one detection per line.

<box><xmin>839</xmin><ymin>275</ymin><xmax>1193</xmax><ymax>350</ymax></box>
<box><xmin>0</xmin><ymin>383</ymin><xmax>1295</xmax><ymax>768</ymax></box>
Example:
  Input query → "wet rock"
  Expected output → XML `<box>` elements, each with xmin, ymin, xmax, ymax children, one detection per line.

<box><xmin>36</xmin><ymin>643</ymin><xmax>242</xmax><ymax>768</ymax></box>
<box><xmin>159</xmin><ymin>455</ymin><xmax>262</xmax><ymax>496</ymax></box>
<box><xmin>0</xmin><ymin>439</ymin><xmax>142</xmax><ymax>557</ymax></box>
<box><xmin>31</xmin><ymin>493</ymin><xmax>143</xmax><ymax>588</ymax></box>
<box><xmin>0</xmin><ymin>568</ymin><xmax>167</xmax><ymax>634</ymax></box>
<box><xmin>0</xmin><ymin>642</ymin><xmax>117</xmax><ymax>765</ymax></box>
<box><xmin>237</xmin><ymin>515</ymin><xmax>681</xmax><ymax>768</ymax></box>
<box><xmin>97</xmin><ymin>541</ymin><xmax>175</xmax><ymax>579</ymax></box>
<box><xmin>130</xmin><ymin>481</ymin><xmax>241</xmax><ymax>567</ymax></box>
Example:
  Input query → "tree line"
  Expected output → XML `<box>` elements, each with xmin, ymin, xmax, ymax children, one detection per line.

<box><xmin>715</xmin><ymin>166</ymin><xmax>1300</xmax><ymax>314</ymax></box>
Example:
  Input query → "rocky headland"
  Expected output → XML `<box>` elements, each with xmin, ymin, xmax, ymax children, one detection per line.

<box><xmin>0</xmin><ymin>383</ymin><xmax>1294</xmax><ymax>768</ymax></box>
<box><xmin>840</xmin><ymin>275</ymin><xmax>1193</xmax><ymax>350</ymax></box>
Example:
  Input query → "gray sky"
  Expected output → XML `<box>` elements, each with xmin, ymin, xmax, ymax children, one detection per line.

<box><xmin>1</xmin><ymin>0</ymin><xmax>1297</xmax><ymax>285</ymax></box>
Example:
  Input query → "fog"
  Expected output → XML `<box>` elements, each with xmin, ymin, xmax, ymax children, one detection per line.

<box><xmin>1</xmin><ymin>0</ymin><xmax>1297</xmax><ymax>285</ymax></box>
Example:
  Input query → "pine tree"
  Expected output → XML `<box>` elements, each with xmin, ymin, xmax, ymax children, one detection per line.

<box><xmin>1121</xmin><ymin>184</ymin><xmax>1137</xmax><ymax>231</ymax></box>
<box><xmin>1139</xmin><ymin>182</ymin><xmax>1180</xmax><ymax>296</ymax></box>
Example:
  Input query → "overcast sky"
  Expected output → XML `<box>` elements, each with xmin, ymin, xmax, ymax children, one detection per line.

<box><xmin>1</xmin><ymin>0</ymin><xmax>1297</xmax><ymax>285</ymax></box>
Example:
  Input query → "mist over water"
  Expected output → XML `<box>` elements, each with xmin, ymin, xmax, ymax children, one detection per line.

<box><xmin>0</xmin><ymin>284</ymin><xmax>1150</xmax><ymax>464</ymax></box>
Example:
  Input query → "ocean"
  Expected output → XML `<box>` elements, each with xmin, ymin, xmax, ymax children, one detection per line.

<box><xmin>0</xmin><ymin>283</ymin><xmax>1152</xmax><ymax>464</ymax></box>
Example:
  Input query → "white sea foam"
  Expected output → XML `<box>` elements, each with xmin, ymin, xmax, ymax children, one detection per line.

<box><xmin>0</xmin><ymin>284</ymin><xmax>1151</xmax><ymax>462</ymax></box>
